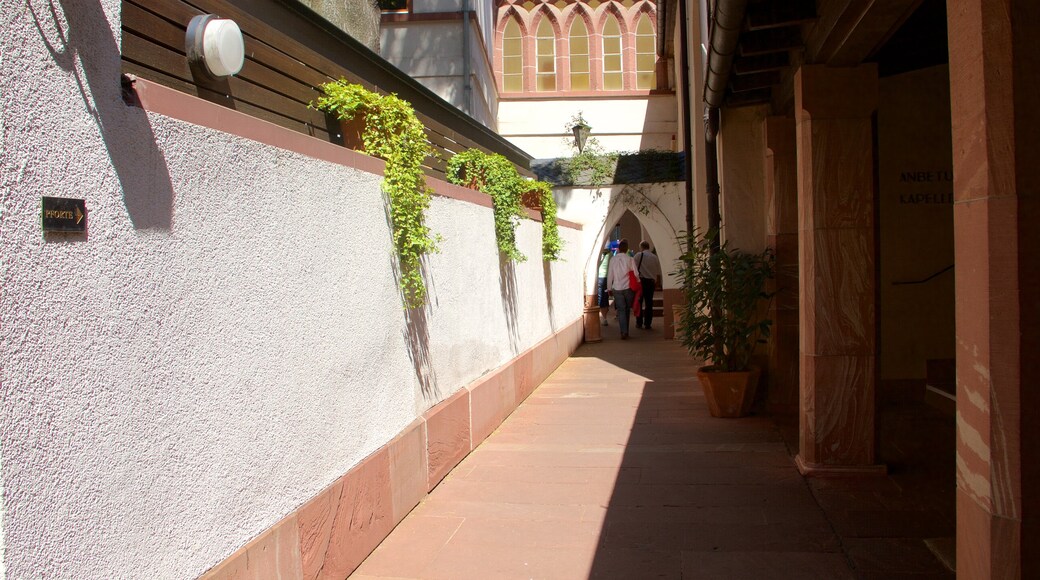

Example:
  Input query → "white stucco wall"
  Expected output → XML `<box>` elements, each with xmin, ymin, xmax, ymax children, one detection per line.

<box><xmin>553</xmin><ymin>183</ymin><xmax>685</xmax><ymax>296</ymax></box>
<box><xmin>1</xmin><ymin>2</ymin><xmax>582</xmax><ymax>578</ymax></box>
<box><xmin>1</xmin><ymin>447</ymin><xmax>4</xmax><ymax>580</ymax></box>
<box><xmin>498</xmin><ymin>95</ymin><xmax>679</xmax><ymax>158</ymax></box>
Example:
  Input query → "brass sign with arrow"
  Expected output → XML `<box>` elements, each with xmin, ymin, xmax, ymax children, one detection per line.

<box><xmin>41</xmin><ymin>197</ymin><xmax>87</xmax><ymax>233</ymax></box>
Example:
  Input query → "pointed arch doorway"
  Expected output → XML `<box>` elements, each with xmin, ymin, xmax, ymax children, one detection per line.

<box><xmin>598</xmin><ymin>208</ymin><xmax>669</xmax><ymax>337</ymax></box>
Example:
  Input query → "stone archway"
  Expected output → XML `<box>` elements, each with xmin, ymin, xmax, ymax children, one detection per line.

<box><xmin>581</xmin><ymin>183</ymin><xmax>684</xmax><ymax>337</ymax></box>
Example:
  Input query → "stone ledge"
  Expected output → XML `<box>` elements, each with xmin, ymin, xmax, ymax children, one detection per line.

<box><xmin>199</xmin><ymin>315</ymin><xmax>583</xmax><ymax>580</ymax></box>
<box><xmin>129</xmin><ymin>77</ymin><xmax>582</xmax><ymax>231</ymax></box>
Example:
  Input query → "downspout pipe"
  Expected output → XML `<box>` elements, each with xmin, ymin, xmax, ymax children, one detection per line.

<box><xmin>462</xmin><ymin>0</ymin><xmax>472</xmax><ymax>116</ymax></box>
<box><xmin>678</xmin><ymin>0</ymin><xmax>695</xmax><ymax>243</ymax></box>
<box><xmin>657</xmin><ymin>0</ymin><xmax>667</xmax><ymax>58</ymax></box>
<box><xmin>702</xmin><ymin>0</ymin><xmax>746</xmax><ymax>252</ymax></box>
<box><xmin>704</xmin><ymin>106</ymin><xmax>721</xmax><ymax>252</ymax></box>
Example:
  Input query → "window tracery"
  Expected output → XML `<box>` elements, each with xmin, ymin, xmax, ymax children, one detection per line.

<box><xmin>635</xmin><ymin>13</ymin><xmax>656</xmax><ymax>90</ymax></box>
<box><xmin>496</xmin><ymin>0</ymin><xmax>659</xmax><ymax>94</ymax></box>
<box><xmin>535</xmin><ymin>17</ymin><xmax>557</xmax><ymax>91</ymax></box>
<box><xmin>503</xmin><ymin>17</ymin><xmax>524</xmax><ymax>93</ymax></box>
<box><xmin>569</xmin><ymin>18</ymin><xmax>591</xmax><ymax>91</ymax></box>
<box><xmin>602</xmin><ymin>14</ymin><xmax>623</xmax><ymax>90</ymax></box>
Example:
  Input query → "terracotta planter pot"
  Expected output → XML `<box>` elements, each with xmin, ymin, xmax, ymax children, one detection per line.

<box><xmin>459</xmin><ymin>167</ymin><xmax>482</xmax><ymax>190</ymax></box>
<box><xmin>339</xmin><ymin>116</ymin><xmax>367</xmax><ymax>151</ymax></box>
<box><xmin>695</xmin><ymin>366</ymin><xmax>761</xmax><ymax>418</ymax></box>
<box><xmin>520</xmin><ymin>190</ymin><xmax>543</xmax><ymax>211</ymax></box>
<box><xmin>583</xmin><ymin>303</ymin><xmax>603</xmax><ymax>343</ymax></box>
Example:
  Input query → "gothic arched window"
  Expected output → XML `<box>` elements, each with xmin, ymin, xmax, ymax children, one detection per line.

<box><xmin>503</xmin><ymin>17</ymin><xmax>523</xmax><ymax>92</ymax></box>
<box><xmin>536</xmin><ymin>18</ymin><xmax>557</xmax><ymax>91</ymax></box>
<box><xmin>635</xmin><ymin>14</ymin><xmax>656</xmax><ymax>90</ymax></box>
<box><xmin>602</xmin><ymin>15</ymin><xmax>623</xmax><ymax>90</ymax></box>
<box><xmin>569</xmin><ymin>18</ymin><xmax>591</xmax><ymax>91</ymax></box>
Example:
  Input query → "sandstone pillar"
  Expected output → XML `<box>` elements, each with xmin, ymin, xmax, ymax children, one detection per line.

<box><xmin>794</xmin><ymin>65</ymin><xmax>884</xmax><ymax>475</ymax></box>
<box><xmin>763</xmin><ymin>116</ymin><xmax>799</xmax><ymax>414</ymax></box>
<box><xmin>948</xmin><ymin>0</ymin><xmax>1040</xmax><ymax>576</ymax></box>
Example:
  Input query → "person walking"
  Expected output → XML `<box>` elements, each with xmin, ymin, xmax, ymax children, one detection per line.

<box><xmin>607</xmin><ymin>239</ymin><xmax>639</xmax><ymax>339</ymax></box>
<box><xmin>597</xmin><ymin>246</ymin><xmax>612</xmax><ymax>326</ymax></box>
<box><xmin>634</xmin><ymin>241</ymin><xmax>662</xmax><ymax>330</ymax></box>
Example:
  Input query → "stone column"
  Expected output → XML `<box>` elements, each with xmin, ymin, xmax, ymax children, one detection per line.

<box><xmin>793</xmin><ymin>64</ymin><xmax>885</xmax><ymax>475</ymax></box>
<box><xmin>948</xmin><ymin>0</ymin><xmax>1040</xmax><ymax>576</ymax></box>
<box><xmin>763</xmin><ymin>116</ymin><xmax>799</xmax><ymax>414</ymax></box>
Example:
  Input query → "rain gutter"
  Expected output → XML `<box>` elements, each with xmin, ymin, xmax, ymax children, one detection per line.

<box><xmin>702</xmin><ymin>0</ymin><xmax>747</xmax><ymax>250</ymax></box>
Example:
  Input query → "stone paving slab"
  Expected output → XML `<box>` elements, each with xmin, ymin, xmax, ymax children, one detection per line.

<box><xmin>353</xmin><ymin>331</ymin><xmax>951</xmax><ymax>579</ymax></box>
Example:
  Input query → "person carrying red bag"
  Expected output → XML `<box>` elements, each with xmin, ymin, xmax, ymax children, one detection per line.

<box><xmin>606</xmin><ymin>239</ymin><xmax>641</xmax><ymax>339</ymax></box>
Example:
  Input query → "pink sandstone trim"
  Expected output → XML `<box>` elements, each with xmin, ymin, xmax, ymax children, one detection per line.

<box><xmin>199</xmin><ymin>514</ymin><xmax>304</xmax><ymax>579</ymax></box>
<box><xmin>129</xmin><ymin>76</ymin><xmax>386</xmax><ymax>177</ymax></box>
<box><xmin>127</xmin><ymin>77</ymin><xmax>581</xmax><ymax>231</ymax></box>
<box><xmin>498</xmin><ymin>89</ymin><xmax>673</xmax><ymax>99</ymax></box>
<box><xmin>199</xmin><ymin>316</ymin><xmax>584</xmax><ymax>580</ymax></box>
<box><xmin>794</xmin><ymin>454</ymin><xmax>888</xmax><ymax>478</ymax></box>
<box><xmin>423</xmin><ymin>388</ymin><xmax>473</xmax><ymax>490</ymax></box>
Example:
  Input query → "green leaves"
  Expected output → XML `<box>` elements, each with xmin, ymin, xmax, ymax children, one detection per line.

<box><xmin>673</xmin><ymin>229</ymin><xmax>776</xmax><ymax>372</ymax></box>
<box><xmin>447</xmin><ymin>150</ymin><xmax>525</xmax><ymax>262</ymax></box>
<box><xmin>313</xmin><ymin>79</ymin><xmax>437</xmax><ymax>309</ymax></box>
<box><xmin>534</xmin><ymin>181</ymin><xmax>564</xmax><ymax>261</ymax></box>
<box><xmin>447</xmin><ymin>150</ymin><xmax>564</xmax><ymax>263</ymax></box>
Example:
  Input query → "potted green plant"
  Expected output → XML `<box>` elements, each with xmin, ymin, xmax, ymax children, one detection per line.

<box><xmin>312</xmin><ymin>79</ymin><xmax>439</xmax><ymax>309</ymax></box>
<box><xmin>446</xmin><ymin>149</ymin><xmax>563</xmax><ymax>262</ymax></box>
<box><xmin>447</xmin><ymin>149</ymin><xmax>528</xmax><ymax>262</ymax></box>
<box><xmin>529</xmin><ymin>181</ymin><xmax>564</xmax><ymax>261</ymax></box>
<box><xmin>674</xmin><ymin>229</ymin><xmax>776</xmax><ymax>417</ymax></box>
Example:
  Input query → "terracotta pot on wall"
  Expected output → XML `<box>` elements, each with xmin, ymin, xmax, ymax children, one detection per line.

<box><xmin>339</xmin><ymin>116</ymin><xmax>366</xmax><ymax>151</ymax></box>
<box><xmin>457</xmin><ymin>167</ymin><xmax>483</xmax><ymax>190</ymax></box>
<box><xmin>520</xmin><ymin>189</ymin><xmax>543</xmax><ymax>211</ymax></box>
<box><xmin>696</xmin><ymin>366</ymin><xmax>761</xmax><ymax>418</ymax></box>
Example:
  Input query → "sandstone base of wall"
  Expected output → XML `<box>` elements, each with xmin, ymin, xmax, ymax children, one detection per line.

<box><xmin>199</xmin><ymin>316</ymin><xmax>584</xmax><ymax>579</ymax></box>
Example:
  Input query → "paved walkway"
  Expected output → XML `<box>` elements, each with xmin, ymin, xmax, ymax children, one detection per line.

<box><xmin>352</xmin><ymin>330</ymin><xmax>952</xmax><ymax>579</ymax></box>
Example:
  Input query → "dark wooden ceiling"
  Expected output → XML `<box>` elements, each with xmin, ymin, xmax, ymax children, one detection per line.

<box><xmin>725</xmin><ymin>0</ymin><xmax>816</xmax><ymax>107</ymax></box>
<box><xmin>722</xmin><ymin>0</ymin><xmax>948</xmax><ymax>109</ymax></box>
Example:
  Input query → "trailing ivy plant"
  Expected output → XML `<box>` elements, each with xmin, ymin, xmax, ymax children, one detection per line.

<box><xmin>312</xmin><ymin>79</ymin><xmax>438</xmax><ymax>308</ymax></box>
<box><xmin>446</xmin><ymin>150</ymin><xmax>564</xmax><ymax>262</ymax></box>
<box><xmin>447</xmin><ymin>149</ymin><xmax>528</xmax><ymax>262</ymax></box>
<box><xmin>530</xmin><ymin>180</ymin><xmax>564</xmax><ymax>261</ymax></box>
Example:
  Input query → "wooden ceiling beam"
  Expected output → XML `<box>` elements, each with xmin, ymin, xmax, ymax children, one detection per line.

<box><xmin>730</xmin><ymin>70</ymin><xmax>781</xmax><ymax>92</ymax></box>
<box><xmin>739</xmin><ymin>27</ymin><xmax>803</xmax><ymax>56</ymax></box>
<box><xmin>745</xmin><ymin>0</ymin><xmax>816</xmax><ymax>31</ymax></box>
<box><xmin>732</xmin><ymin>52</ymin><xmax>789</xmax><ymax>75</ymax></box>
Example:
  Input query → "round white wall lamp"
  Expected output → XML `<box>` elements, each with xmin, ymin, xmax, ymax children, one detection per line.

<box><xmin>186</xmin><ymin>15</ymin><xmax>245</xmax><ymax>78</ymax></box>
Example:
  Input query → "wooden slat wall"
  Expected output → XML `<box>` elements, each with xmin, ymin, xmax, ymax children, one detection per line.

<box><xmin>120</xmin><ymin>0</ymin><xmax>532</xmax><ymax>180</ymax></box>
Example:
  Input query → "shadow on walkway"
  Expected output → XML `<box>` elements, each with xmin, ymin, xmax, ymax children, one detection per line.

<box><xmin>353</xmin><ymin>326</ymin><xmax>954</xmax><ymax>579</ymax></box>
